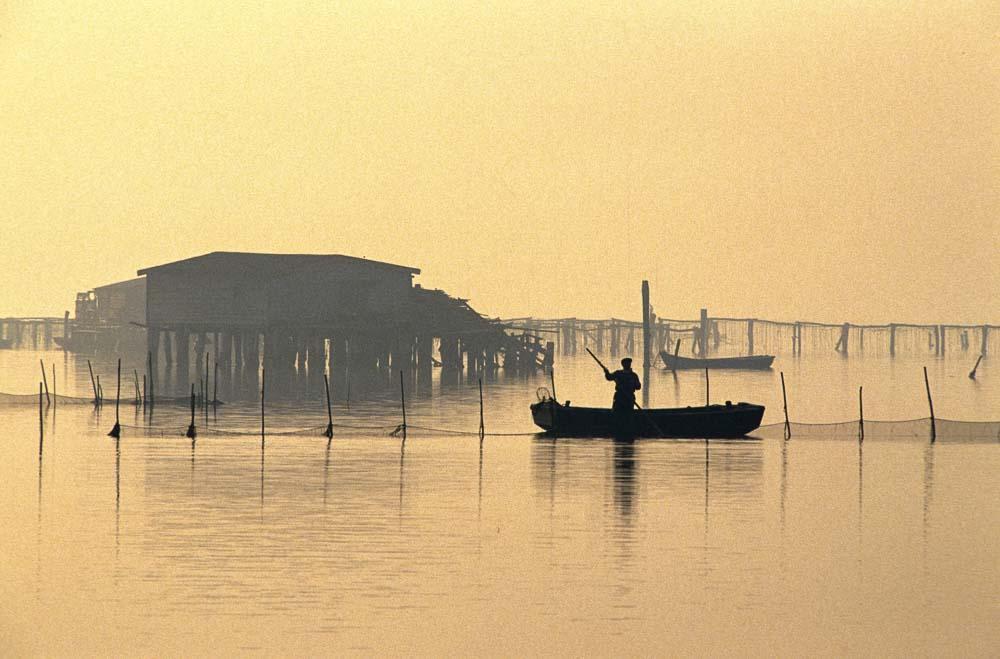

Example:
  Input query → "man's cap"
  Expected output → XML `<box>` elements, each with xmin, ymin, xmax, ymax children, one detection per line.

<box><xmin>621</xmin><ymin>357</ymin><xmax>632</xmax><ymax>366</ymax></box>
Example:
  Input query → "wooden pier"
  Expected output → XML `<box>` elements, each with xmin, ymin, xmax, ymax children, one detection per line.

<box><xmin>503</xmin><ymin>312</ymin><xmax>998</xmax><ymax>360</ymax></box>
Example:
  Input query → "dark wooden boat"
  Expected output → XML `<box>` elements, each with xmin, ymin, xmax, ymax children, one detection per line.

<box><xmin>530</xmin><ymin>399</ymin><xmax>764</xmax><ymax>438</ymax></box>
<box><xmin>660</xmin><ymin>351</ymin><xmax>774</xmax><ymax>370</ymax></box>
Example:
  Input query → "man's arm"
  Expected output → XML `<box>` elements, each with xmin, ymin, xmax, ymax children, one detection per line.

<box><xmin>633</xmin><ymin>373</ymin><xmax>641</xmax><ymax>390</ymax></box>
<box><xmin>604</xmin><ymin>368</ymin><xmax>614</xmax><ymax>381</ymax></box>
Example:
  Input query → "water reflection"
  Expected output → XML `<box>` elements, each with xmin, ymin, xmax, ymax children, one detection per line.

<box><xmin>611</xmin><ymin>439</ymin><xmax>637</xmax><ymax>521</ymax></box>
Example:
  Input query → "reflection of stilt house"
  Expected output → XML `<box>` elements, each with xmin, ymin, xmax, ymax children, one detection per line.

<box><xmin>139</xmin><ymin>252</ymin><xmax>546</xmax><ymax>397</ymax></box>
<box><xmin>59</xmin><ymin>277</ymin><xmax>147</xmax><ymax>353</ymax></box>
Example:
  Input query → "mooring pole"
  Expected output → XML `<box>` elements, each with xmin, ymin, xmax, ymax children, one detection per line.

<box><xmin>87</xmin><ymin>359</ymin><xmax>98</xmax><ymax>406</ymax></box>
<box><xmin>51</xmin><ymin>364</ymin><xmax>56</xmax><ymax>409</ymax></box>
<box><xmin>133</xmin><ymin>369</ymin><xmax>141</xmax><ymax>405</ymax></box>
<box><xmin>705</xmin><ymin>367</ymin><xmax>710</xmax><ymax>406</ymax></box>
<box><xmin>641</xmin><ymin>280</ymin><xmax>651</xmax><ymax>367</ymax></box>
<box><xmin>108</xmin><ymin>358</ymin><xmax>121</xmax><ymax>438</ymax></box>
<box><xmin>186</xmin><ymin>383</ymin><xmax>197</xmax><ymax>439</ymax></box>
<box><xmin>38</xmin><ymin>382</ymin><xmax>43</xmax><ymax>437</ymax></box>
<box><xmin>40</xmin><ymin>360</ymin><xmax>50</xmax><ymax>405</ymax></box>
<box><xmin>260</xmin><ymin>368</ymin><xmax>266</xmax><ymax>442</ymax></box>
<box><xmin>213</xmin><ymin>362</ymin><xmax>219</xmax><ymax>406</ymax></box>
<box><xmin>550</xmin><ymin>366</ymin><xmax>557</xmax><ymax>402</ymax></box>
<box><xmin>97</xmin><ymin>376</ymin><xmax>102</xmax><ymax>407</ymax></box>
<box><xmin>969</xmin><ymin>354</ymin><xmax>983</xmax><ymax>380</ymax></box>
<box><xmin>399</xmin><ymin>370</ymin><xmax>407</xmax><ymax>441</ymax></box>
<box><xmin>924</xmin><ymin>366</ymin><xmax>936</xmax><ymax>442</ymax></box>
<box><xmin>858</xmin><ymin>386</ymin><xmax>864</xmax><ymax>442</ymax></box>
<box><xmin>780</xmin><ymin>371</ymin><xmax>791</xmax><ymax>440</ymax></box>
<box><xmin>478</xmin><ymin>378</ymin><xmax>485</xmax><ymax>441</ymax></box>
<box><xmin>323</xmin><ymin>373</ymin><xmax>334</xmax><ymax>439</ymax></box>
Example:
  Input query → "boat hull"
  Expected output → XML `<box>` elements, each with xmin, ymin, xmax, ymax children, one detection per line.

<box><xmin>530</xmin><ymin>400</ymin><xmax>765</xmax><ymax>439</ymax></box>
<box><xmin>660</xmin><ymin>352</ymin><xmax>774</xmax><ymax>370</ymax></box>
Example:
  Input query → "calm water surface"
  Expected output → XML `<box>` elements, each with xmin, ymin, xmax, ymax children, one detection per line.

<box><xmin>1</xmin><ymin>349</ymin><xmax>997</xmax><ymax>656</ymax></box>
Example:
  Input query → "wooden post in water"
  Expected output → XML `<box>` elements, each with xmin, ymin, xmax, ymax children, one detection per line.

<box><xmin>97</xmin><ymin>376</ymin><xmax>102</xmax><ymax>407</ymax></box>
<box><xmin>478</xmin><ymin>378</ymin><xmax>485</xmax><ymax>441</ymax></box>
<box><xmin>889</xmin><ymin>323</ymin><xmax>896</xmax><ymax>357</ymax></box>
<box><xmin>213</xmin><ymin>361</ymin><xmax>219</xmax><ymax>406</ymax></box>
<box><xmin>671</xmin><ymin>339</ymin><xmax>680</xmax><ymax>374</ymax></box>
<box><xmin>51</xmin><ymin>364</ymin><xmax>56</xmax><ymax>408</ymax></box>
<box><xmin>939</xmin><ymin>325</ymin><xmax>946</xmax><ymax>356</ymax></box>
<box><xmin>260</xmin><ymin>368</ymin><xmax>266</xmax><ymax>442</ymax></box>
<box><xmin>858</xmin><ymin>386</ymin><xmax>864</xmax><ymax>442</ymax></box>
<box><xmin>704</xmin><ymin>367</ymin><xmax>710</xmax><ymax>406</ymax></box>
<box><xmin>923</xmin><ymin>366</ymin><xmax>935</xmax><ymax>442</ymax></box>
<box><xmin>323</xmin><ymin>373</ymin><xmax>334</xmax><ymax>439</ymax></box>
<box><xmin>108</xmin><ymin>358</ymin><xmax>121</xmax><ymax>438</ymax></box>
<box><xmin>641</xmin><ymin>281</ymin><xmax>651</xmax><ymax>367</ymax></box>
<box><xmin>133</xmin><ymin>369</ymin><xmax>141</xmax><ymax>405</ymax></box>
<box><xmin>981</xmin><ymin>325</ymin><xmax>989</xmax><ymax>356</ymax></box>
<box><xmin>747</xmin><ymin>319</ymin><xmax>755</xmax><ymax>356</ymax></box>
<box><xmin>399</xmin><ymin>369</ymin><xmax>407</xmax><ymax>441</ymax></box>
<box><xmin>40</xmin><ymin>360</ymin><xmax>50</xmax><ymax>405</ymax></box>
<box><xmin>969</xmin><ymin>354</ymin><xmax>983</xmax><ymax>380</ymax></box>
<box><xmin>780</xmin><ymin>371</ymin><xmax>791</xmax><ymax>440</ymax></box>
<box><xmin>147</xmin><ymin>350</ymin><xmax>154</xmax><ymax>408</ymax></box>
<box><xmin>186</xmin><ymin>383</ymin><xmax>197</xmax><ymax>439</ymax></box>
<box><xmin>550</xmin><ymin>366</ymin><xmax>557</xmax><ymax>402</ymax></box>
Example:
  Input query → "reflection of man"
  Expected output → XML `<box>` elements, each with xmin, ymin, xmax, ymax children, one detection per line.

<box><xmin>603</xmin><ymin>357</ymin><xmax>642</xmax><ymax>414</ymax></box>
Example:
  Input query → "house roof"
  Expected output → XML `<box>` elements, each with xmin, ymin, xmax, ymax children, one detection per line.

<box><xmin>137</xmin><ymin>251</ymin><xmax>421</xmax><ymax>277</ymax></box>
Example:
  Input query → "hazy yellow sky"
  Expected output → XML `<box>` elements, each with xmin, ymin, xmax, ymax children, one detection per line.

<box><xmin>1</xmin><ymin>1</ymin><xmax>996</xmax><ymax>323</ymax></box>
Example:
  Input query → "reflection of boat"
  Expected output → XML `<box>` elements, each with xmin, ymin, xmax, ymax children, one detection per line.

<box><xmin>530</xmin><ymin>399</ymin><xmax>764</xmax><ymax>438</ymax></box>
<box><xmin>660</xmin><ymin>351</ymin><xmax>774</xmax><ymax>370</ymax></box>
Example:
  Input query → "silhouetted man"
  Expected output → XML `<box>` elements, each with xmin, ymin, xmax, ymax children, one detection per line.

<box><xmin>604</xmin><ymin>357</ymin><xmax>641</xmax><ymax>415</ymax></box>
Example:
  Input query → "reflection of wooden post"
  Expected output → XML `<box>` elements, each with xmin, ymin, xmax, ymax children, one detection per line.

<box><xmin>889</xmin><ymin>323</ymin><xmax>896</xmax><ymax>356</ymax></box>
<box><xmin>700</xmin><ymin>308</ymin><xmax>709</xmax><ymax>356</ymax></box>
<box><xmin>939</xmin><ymin>325</ymin><xmax>946</xmax><ymax>356</ymax></box>
<box><xmin>641</xmin><ymin>281</ymin><xmax>651</xmax><ymax>367</ymax></box>
<box><xmin>747</xmin><ymin>319</ymin><xmax>755</xmax><ymax>355</ymax></box>
<box><xmin>62</xmin><ymin>311</ymin><xmax>70</xmax><ymax>349</ymax></box>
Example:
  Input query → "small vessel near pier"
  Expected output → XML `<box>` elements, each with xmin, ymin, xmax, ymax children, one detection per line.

<box><xmin>660</xmin><ymin>351</ymin><xmax>775</xmax><ymax>370</ymax></box>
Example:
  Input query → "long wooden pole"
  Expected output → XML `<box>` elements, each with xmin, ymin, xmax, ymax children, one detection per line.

<box><xmin>186</xmin><ymin>383</ymin><xmax>196</xmax><ymax>439</ymax></box>
<box><xmin>260</xmin><ymin>368</ymin><xmax>266</xmax><ymax>442</ymax></box>
<box><xmin>324</xmin><ymin>373</ymin><xmax>334</xmax><ymax>439</ymax></box>
<box><xmin>924</xmin><ymin>366</ymin><xmax>935</xmax><ymax>442</ymax></box>
<box><xmin>399</xmin><ymin>369</ymin><xmax>407</xmax><ymax>441</ymax></box>
<box><xmin>641</xmin><ymin>280</ymin><xmax>651</xmax><ymax>367</ymax></box>
<box><xmin>51</xmin><ymin>364</ymin><xmax>56</xmax><ymax>409</ymax></box>
<box><xmin>478</xmin><ymin>378</ymin><xmax>485</xmax><ymax>440</ymax></box>
<box><xmin>858</xmin><ymin>386</ymin><xmax>864</xmax><ymax>442</ymax></box>
<box><xmin>780</xmin><ymin>371</ymin><xmax>791</xmax><ymax>440</ymax></box>
<box><xmin>87</xmin><ymin>359</ymin><xmax>98</xmax><ymax>405</ymax></box>
<box><xmin>40</xmin><ymin>359</ymin><xmax>50</xmax><ymax>404</ymax></box>
<box><xmin>108</xmin><ymin>358</ymin><xmax>121</xmax><ymax>438</ymax></box>
<box><xmin>705</xmin><ymin>368</ymin><xmax>710</xmax><ymax>406</ymax></box>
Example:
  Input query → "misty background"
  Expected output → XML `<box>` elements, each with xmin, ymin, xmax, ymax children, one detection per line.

<box><xmin>1</xmin><ymin>1</ymin><xmax>996</xmax><ymax>323</ymax></box>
